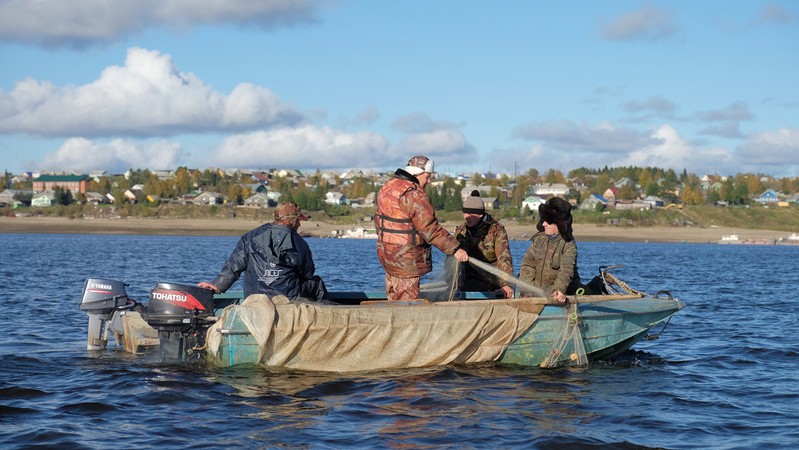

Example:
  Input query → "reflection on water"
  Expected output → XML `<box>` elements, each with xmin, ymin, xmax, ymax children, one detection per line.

<box><xmin>212</xmin><ymin>363</ymin><xmax>598</xmax><ymax>446</ymax></box>
<box><xmin>1</xmin><ymin>234</ymin><xmax>798</xmax><ymax>448</ymax></box>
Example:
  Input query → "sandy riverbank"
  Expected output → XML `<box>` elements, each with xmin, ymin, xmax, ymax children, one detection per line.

<box><xmin>1</xmin><ymin>215</ymin><xmax>792</xmax><ymax>244</ymax></box>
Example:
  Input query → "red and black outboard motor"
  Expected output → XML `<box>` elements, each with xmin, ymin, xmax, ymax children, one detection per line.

<box><xmin>145</xmin><ymin>282</ymin><xmax>216</xmax><ymax>361</ymax></box>
<box><xmin>79</xmin><ymin>278</ymin><xmax>135</xmax><ymax>350</ymax></box>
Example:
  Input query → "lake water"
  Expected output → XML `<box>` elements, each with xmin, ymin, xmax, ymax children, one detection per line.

<box><xmin>0</xmin><ymin>233</ymin><xmax>797</xmax><ymax>449</ymax></box>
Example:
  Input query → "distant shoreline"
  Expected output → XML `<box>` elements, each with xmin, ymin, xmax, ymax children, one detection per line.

<box><xmin>1</xmin><ymin>215</ymin><xmax>793</xmax><ymax>244</ymax></box>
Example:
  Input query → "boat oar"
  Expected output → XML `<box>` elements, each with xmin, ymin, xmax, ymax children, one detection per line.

<box><xmin>468</xmin><ymin>259</ymin><xmax>547</xmax><ymax>298</ymax></box>
<box><xmin>420</xmin><ymin>281</ymin><xmax>449</xmax><ymax>291</ymax></box>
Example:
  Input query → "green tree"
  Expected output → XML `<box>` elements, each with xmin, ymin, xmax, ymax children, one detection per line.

<box><xmin>645</xmin><ymin>182</ymin><xmax>660</xmax><ymax>196</ymax></box>
<box><xmin>52</xmin><ymin>186</ymin><xmax>74</xmax><ymax>205</ymax></box>
<box><xmin>544</xmin><ymin>169</ymin><xmax>565</xmax><ymax>184</ymax></box>
<box><xmin>126</xmin><ymin>168</ymin><xmax>153</xmax><ymax>188</ymax></box>
<box><xmin>174</xmin><ymin>167</ymin><xmax>192</xmax><ymax>195</ymax></box>
<box><xmin>681</xmin><ymin>185</ymin><xmax>694</xmax><ymax>205</ymax></box>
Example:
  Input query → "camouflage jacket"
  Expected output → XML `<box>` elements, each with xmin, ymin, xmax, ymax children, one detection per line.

<box><xmin>454</xmin><ymin>214</ymin><xmax>513</xmax><ymax>291</ymax></box>
<box><xmin>375</xmin><ymin>170</ymin><xmax>460</xmax><ymax>277</ymax></box>
<box><xmin>519</xmin><ymin>231</ymin><xmax>581</xmax><ymax>297</ymax></box>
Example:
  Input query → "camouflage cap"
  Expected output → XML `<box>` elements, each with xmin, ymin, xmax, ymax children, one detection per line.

<box><xmin>274</xmin><ymin>201</ymin><xmax>308</xmax><ymax>221</ymax></box>
<box><xmin>405</xmin><ymin>155</ymin><xmax>435</xmax><ymax>176</ymax></box>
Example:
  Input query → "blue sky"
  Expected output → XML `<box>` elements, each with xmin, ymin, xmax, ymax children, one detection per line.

<box><xmin>1</xmin><ymin>0</ymin><xmax>797</xmax><ymax>178</ymax></box>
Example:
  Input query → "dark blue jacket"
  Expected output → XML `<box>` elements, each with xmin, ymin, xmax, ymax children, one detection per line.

<box><xmin>211</xmin><ymin>223</ymin><xmax>320</xmax><ymax>299</ymax></box>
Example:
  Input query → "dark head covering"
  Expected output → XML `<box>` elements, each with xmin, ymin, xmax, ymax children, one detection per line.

<box><xmin>537</xmin><ymin>197</ymin><xmax>574</xmax><ymax>242</ymax></box>
<box><xmin>462</xmin><ymin>190</ymin><xmax>485</xmax><ymax>214</ymax></box>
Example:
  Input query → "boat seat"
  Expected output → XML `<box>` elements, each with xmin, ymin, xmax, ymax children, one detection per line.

<box><xmin>360</xmin><ymin>299</ymin><xmax>431</xmax><ymax>305</ymax></box>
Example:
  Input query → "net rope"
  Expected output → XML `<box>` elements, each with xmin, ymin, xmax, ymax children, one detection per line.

<box><xmin>541</xmin><ymin>289</ymin><xmax>589</xmax><ymax>368</ymax></box>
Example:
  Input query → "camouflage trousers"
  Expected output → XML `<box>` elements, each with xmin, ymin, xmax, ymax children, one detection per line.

<box><xmin>384</xmin><ymin>274</ymin><xmax>421</xmax><ymax>301</ymax></box>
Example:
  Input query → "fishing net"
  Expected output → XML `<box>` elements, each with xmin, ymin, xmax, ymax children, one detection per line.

<box><xmin>424</xmin><ymin>257</ymin><xmax>548</xmax><ymax>301</ymax></box>
<box><xmin>541</xmin><ymin>288</ymin><xmax>588</xmax><ymax>368</ymax></box>
<box><xmin>420</xmin><ymin>255</ymin><xmax>462</xmax><ymax>302</ymax></box>
<box><xmin>467</xmin><ymin>259</ymin><xmax>546</xmax><ymax>298</ymax></box>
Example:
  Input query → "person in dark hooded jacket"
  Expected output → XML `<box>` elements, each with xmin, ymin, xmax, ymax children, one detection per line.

<box><xmin>199</xmin><ymin>202</ymin><xmax>329</xmax><ymax>301</ymax></box>
<box><xmin>519</xmin><ymin>197</ymin><xmax>580</xmax><ymax>303</ymax></box>
<box><xmin>454</xmin><ymin>191</ymin><xmax>514</xmax><ymax>298</ymax></box>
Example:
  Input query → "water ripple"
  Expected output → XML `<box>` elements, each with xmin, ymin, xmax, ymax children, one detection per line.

<box><xmin>1</xmin><ymin>235</ymin><xmax>798</xmax><ymax>449</ymax></box>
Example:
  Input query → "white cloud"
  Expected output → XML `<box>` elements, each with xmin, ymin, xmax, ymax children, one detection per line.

<box><xmin>623</xmin><ymin>96</ymin><xmax>677</xmax><ymax>117</ymax></box>
<box><xmin>0</xmin><ymin>0</ymin><xmax>323</xmax><ymax>47</ymax></box>
<box><xmin>41</xmin><ymin>137</ymin><xmax>184</xmax><ymax>173</ymax></box>
<box><xmin>394</xmin><ymin>129</ymin><xmax>477</xmax><ymax>165</ymax></box>
<box><xmin>488</xmin><ymin>144</ymin><xmax>548</xmax><ymax>175</ymax></box>
<box><xmin>391</xmin><ymin>112</ymin><xmax>465</xmax><ymax>134</ymax></box>
<box><xmin>337</xmin><ymin>106</ymin><xmax>380</xmax><ymax>129</ymax></box>
<box><xmin>697</xmin><ymin>101</ymin><xmax>753</xmax><ymax>122</ymax></box>
<box><xmin>506</xmin><ymin>121</ymin><xmax>750</xmax><ymax>176</ymax></box>
<box><xmin>0</xmin><ymin>47</ymin><xmax>303</xmax><ymax>137</ymax></box>
<box><xmin>736</xmin><ymin>128</ymin><xmax>799</xmax><ymax>173</ymax></box>
<box><xmin>601</xmin><ymin>5</ymin><xmax>678</xmax><ymax>41</ymax></box>
<box><xmin>388</xmin><ymin>112</ymin><xmax>477</xmax><ymax>167</ymax></box>
<box><xmin>512</xmin><ymin>120</ymin><xmax>657</xmax><ymax>154</ymax></box>
<box><xmin>209</xmin><ymin>125</ymin><xmax>391</xmax><ymax>170</ymax></box>
<box><xmin>615</xmin><ymin>124</ymin><xmax>728</xmax><ymax>169</ymax></box>
<box><xmin>757</xmin><ymin>3</ymin><xmax>794</xmax><ymax>25</ymax></box>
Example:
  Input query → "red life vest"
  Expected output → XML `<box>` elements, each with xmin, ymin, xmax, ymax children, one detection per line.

<box><xmin>375</xmin><ymin>177</ymin><xmax>418</xmax><ymax>246</ymax></box>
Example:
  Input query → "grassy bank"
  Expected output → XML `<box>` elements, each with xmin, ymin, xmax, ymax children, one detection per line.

<box><xmin>4</xmin><ymin>202</ymin><xmax>798</xmax><ymax>233</ymax></box>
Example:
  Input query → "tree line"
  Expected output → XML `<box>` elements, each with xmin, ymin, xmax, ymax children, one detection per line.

<box><xmin>4</xmin><ymin>165</ymin><xmax>798</xmax><ymax>211</ymax></box>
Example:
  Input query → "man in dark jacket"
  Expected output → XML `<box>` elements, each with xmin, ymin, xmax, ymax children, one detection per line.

<box><xmin>454</xmin><ymin>191</ymin><xmax>514</xmax><ymax>298</ymax></box>
<box><xmin>199</xmin><ymin>202</ymin><xmax>329</xmax><ymax>301</ymax></box>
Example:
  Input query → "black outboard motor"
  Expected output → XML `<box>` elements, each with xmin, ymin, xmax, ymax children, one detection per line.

<box><xmin>145</xmin><ymin>282</ymin><xmax>216</xmax><ymax>360</ymax></box>
<box><xmin>80</xmin><ymin>278</ymin><xmax>133</xmax><ymax>350</ymax></box>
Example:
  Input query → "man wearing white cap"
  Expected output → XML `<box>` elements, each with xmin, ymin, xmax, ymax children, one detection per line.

<box><xmin>375</xmin><ymin>155</ymin><xmax>468</xmax><ymax>301</ymax></box>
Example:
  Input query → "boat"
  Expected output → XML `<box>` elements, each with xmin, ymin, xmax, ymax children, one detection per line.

<box><xmin>718</xmin><ymin>234</ymin><xmax>776</xmax><ymax>245</ymax></box>
<box><xmin>337</xmin><ymin>227</ymin><xmax>378</xmax><ymax>239</ymax></box>
<box><xmin>79</xmin><ymin>267</ymin><xmax>685</xmax><ymax>372</ymax></box>
<box><xmin>776</xmin><ymin>233</ymin><xmax>799</xmax><ymax>246</ymax></box>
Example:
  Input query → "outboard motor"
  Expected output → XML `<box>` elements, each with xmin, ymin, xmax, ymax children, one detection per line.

<box><xmin>80</xmin><ymin>278</ymin><xmax>134</xmax><ymax>350</ymax></box>
<box><xmin>145</xmin><ymin>282</ymin><xmax>216</xmax><ymax>360</ymax></box>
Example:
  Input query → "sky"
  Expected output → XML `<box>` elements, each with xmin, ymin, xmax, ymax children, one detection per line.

<box><xmin>0</xmin><ymin>0</ymin><xmax>797</xmax><ymax>178</ymax></box>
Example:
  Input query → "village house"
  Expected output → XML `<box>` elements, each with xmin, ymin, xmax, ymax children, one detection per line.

<box><xmin>614</xmin><ymin>200</ymin><xmax>651</xmax><ymax>211</ymax></box>
<box><xmin>88</xmin><ymin>170</ymin><xmax>109</xmax><ymax>182</ymax></box>
<box><xmin>755</xmin><ymin>189</ymin><xmax>779</xmax><ymax>204</ymax></box>
<box><xmin>243</xmin><ymin>192</ymin><xmax>274</xmax><ymax>208</ymax></box>
<box><xmin>521</xmin><ymin>195</ymin><xmax>547</xmax><ymax>213</ymax></box>
<box><xmin>460</xmin><ymin>184</ymin><xmax>501</xmax><ymax>201</ymax></box>
<box><xmin>570</xmin><ymin>177</ymin><xmax>588</xmax><ymax>192</ymax></box>
<box><xmin>84</xmin><ymin>192</ymin><xmax>110</xmax><ymax>205</ymax></box>
<box><xmin>643</xmin><ymin>195</ymin><xmax>665</xmax><ymax>208</ymax></box>
<box><xmin>193</xmin><ymin>192</ymin><xmax>223</xmax><ymax>206</ymax></box>
<box><xmin>32</xmin><ymin>174</ymin><xmax>90</xmax><ymax>194</ymax></box>
<box><xmin>31</xmin><ymin>191</ymin><xmax>56</xmax><ymax>207</ymax></box>
<box><xmin>532</xmin><ymin>183</ymin><xmax>569</xmax><ymax>197</ymax></box>
<box><xmin>613</xmin><ymin>177</ymin><xmax>635</xmax><ymax>189</ymax></box>
<box><xmin>0</xmin><ymin>189</ymin><xmax>34</xmax><ymax>208</ymax></box>
<box><xmin>123</xmin><ymin>187</ymin><xmax>146</xmax><ymax>204</ymax></box>
<box><xmin>363</xmin><ymin>191</ymin><xmax>376</xmax><ymax>206</ymax></box>
<box><xmin>325</xmin><ymin>191</ymin><xmax>348</xmax><ymax>206</ymax></box>
<box><xmin>602</xmin><ymin>188</ymin><xmax>618</xmax><ymax>206</ymax></box>
<box><xmin>480</xmin><ymin>196</ymin><xmax>500</xmax><ymax>211</ymax></box>
<box><xmin>580</xmin><ymin>193</ymin><xmax>608</xmax><ymax>211</ymax></box>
